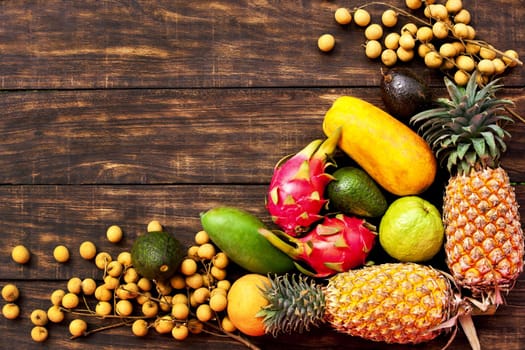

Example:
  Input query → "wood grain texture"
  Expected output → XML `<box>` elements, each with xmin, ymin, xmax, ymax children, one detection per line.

<box><xmin>1</xmin><ymin>0</ymin><xmax>525</xmax><ymax>349</ymax></box>
<box><xmin>0</xmin><ymin>0</ymin><xmax>523</xmax><ymax>89</ymax></box>
<box><xmin>2</xmin><ymin>88</ymin><xmax>525</xmax><ymax>185</ymax></box>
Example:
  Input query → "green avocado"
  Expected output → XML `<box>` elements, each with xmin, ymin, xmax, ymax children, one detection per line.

<box><xmin>130</xmin><ymin>231</ymin><xmax>186</xmax><ymax>281</ymax></box>
<box><xmin>326</xmin><ymin>166</ymin><xmax>388</xmax><ymax>218</ymax></box>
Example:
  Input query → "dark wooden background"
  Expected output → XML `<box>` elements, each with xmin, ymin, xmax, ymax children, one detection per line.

<box><xmin>0</xmin><ymin>1</ymin><xmax>524</xmax><ymax>349</ymax></box>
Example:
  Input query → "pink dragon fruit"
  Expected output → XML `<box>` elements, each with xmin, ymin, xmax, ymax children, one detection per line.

<box><xmin>266</xmin><ymin>128</ymin><xmax>341</xmax><ymax>237</ymax></box>
<box><xmin>259</xmin><ymin>214</ymin><xmax>377</xmax><ymax>278</ymax></box>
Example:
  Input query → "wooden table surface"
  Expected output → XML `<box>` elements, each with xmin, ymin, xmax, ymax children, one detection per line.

<box><xmin>1</xmin><ymin>1</ymin><xmax>524</xmax><ymax>349</ymax></box>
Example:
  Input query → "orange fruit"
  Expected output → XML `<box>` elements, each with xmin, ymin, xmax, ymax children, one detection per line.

<box><xmin>227</xmin><ymin>274</ymin><xmax>270</xmax><ymax>336</ymax></box>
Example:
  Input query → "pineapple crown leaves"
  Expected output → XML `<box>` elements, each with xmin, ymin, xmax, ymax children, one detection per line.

<box><xmin>256</xmin><ymin>273</ymin><xmax>326</xmax><ymax>337</ymax></box>
<box><xmin>410</xmin><ymin>72</ymin><xmax>515</xmax><ymax>176</ymax></box>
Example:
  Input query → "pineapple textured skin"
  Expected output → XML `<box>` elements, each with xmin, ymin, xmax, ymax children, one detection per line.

<box><xmin>324</xmin><ymin>263</ymin><xmax>456</xmax><ymax>344</ymax></box>
<box><xmin>444</xmin><ymin>167</ymin><xmax>524</xmax><ymax>299</ymax></box>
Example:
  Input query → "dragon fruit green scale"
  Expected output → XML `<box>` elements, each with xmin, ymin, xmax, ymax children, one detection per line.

<box><xmin>266</xmin><ymin>128</ymin><xmax>341</xmax><ymax>236</ymax></box>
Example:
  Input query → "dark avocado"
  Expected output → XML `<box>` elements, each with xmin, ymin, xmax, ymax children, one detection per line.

<box><xmin>380</xmin><ymin>68</ymin><xmax>432</xmax><ymax>121</ymax></box>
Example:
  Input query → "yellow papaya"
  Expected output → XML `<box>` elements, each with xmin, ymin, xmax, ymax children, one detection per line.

<box><xmin>322</xmin><ymin>96</ymin><xmax>436</xmax><ymax>196</ymax></box>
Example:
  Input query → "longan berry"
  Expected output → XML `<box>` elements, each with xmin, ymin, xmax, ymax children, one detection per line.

<box><xmin>104</xmin><ymin>275</ymin><xmax>120</xmax><ymax>290</ymax></box>
<box><xmin>418</xmin><ymin>42</ymin><xmax>435</xmax><ymax>58</ymax></box>
<box><xmin>451</xmin><ymin>41</ymin><xmax>466</xmax><ymax>55</ymax></box>
<box><xmin>465</xmin><ymin>42</ymin><xmax>481</xmax><ymax>55</ymax></box>
<box><xmin>117</xmin><ymin>251</ymin><xmax>132</xmax><ymax>267</ymax></box>
<box><xmin>47</xmin><ymin>305</ymin><xmax>65</xmax><ymax>323</ymax></box>
<box><xmin>154</xmin><ymin>315</ymin><xmax>174</xmax><ymax>334</ymax></box>
<box><xmin>67</xmin><ymin>277</ymin><xmax>83</xmax><ymax>294</ymax></box>
<box><xmin>454</xmin><ymin>70</ymin><xmax>470</xmax><ymax>86</ymax></box>
<box><xmin>193</xmin><ymin>287</ymin><xmax>210</xmax><ymax>304</ymax></box>
<box><xmin>446</xmin><ymin>0</ymin><xmax>463</xmax><ymax>14</ymax></box>
<box><xmin>69</xmin><ymin>319</ymin><xmax>88</xmax><ymax>337</ymax></box>
<box><xmin>381</xmin><ymin>9</ymin><xmax>398</xmax><ymax>27</ymax></box>
<box><xmin>61</xmin><ymin>292</ymin><xmax>80</xmax><ymax>309</ymax></box>
<box><xmin>106</xmin><ymin>260</ymin><xmax>124</xmax><ymax>277</ymax></box>
<box><xmin>416</xmin><ymin>26</ymin><xmax>433</xmax><ymax>42</ymax></box>
<box><xmin>432</xmin><ymin>21</ymin><xmax>449</xmax><ymax>40</ymax></box>
<box><xmin>424</xmin><ymin>51</ymin><xmax>443</xmax><ymax>68</ymax></box>
<box><xmin>172</xmin><ymin>324</ymin><xmax>189</xmax><ymax>341</ymax></box>
<box><xmin>480</xmin><ymin>47</ymin><xmax>497</xmax><ymax>60</ymax></box>
<box><xmin>116</xmin><ymin>299</ymin><xmax>134</xmax><ymax>316</ymax></box>
<box><xmin>187</xmin><ymin>245</ymin><xmax>199</xmax><ymax>258</ymax></box>
<box><xmin>140</xmin><ymin>300</ymin><xmax>158</xmax><ymax>318</ymax></box>
<box><xmin>317</xmin><ymin>34</ymin><xmax>335</xmax><ymax>52</ymax></box>
<box><xmin>53</xmin><ymin>245</ymin><xmax>70</xmax><ymax>263</ymax></box>
<box><xmin>454</xmin><ymin>8</ymin><xmax>471</xmax><ymax>24</ymax></box>
<box><xmin>221</xmin><ymin>316</ymin><xmax>237</xmax><ymax>332</ymax></box>
<box><xmin>211</xmin><ymin>266</ymin><xmax>227</xmax><ymax>281</ymax></box>
<box><xmin>425</xmin><ymin>4</ymin><xmax>448</xmax><ymax>20</ymax></box>
<box><xmin>2</xmin><ymin>303</ymin><xmax>20</xmax><ymax>319</ymax></box>
<box><xmin>452</xmin><ymin>23</ymin><xmax>469</xmax><ymax>39</ymax></box>
<box><xmin>384</xmin><ymin>32</ymin><xmax>400</xmax><ymax>50</ymax></box>
<box><xmin>159</xmin><ymin>295</ymin><xmax>173</xmax><ymax>312</ymax></box>
<box><xmin>137</xmin><ymin>277</ymin><xmax>153</xmax><ymax>291</ymax></box>
<box><xmin>502</xmin><ymin>49</ymin><xmax>520</xmax><ymax>67</ymax></box>
<box><xmin>194</xmin><ymin>230</ymin><xmax>210</xmax><ymax>245</ymax></box>
<box><xmin>381</xmin><ymin>49</ymin><xmax>398</xmax><ymax>66</ymax></box>
<box><xmin>187</xmin><ymin>318</ymin><xmax>204</xmax><ymax>334</ymax></box>
<box><xmin>94</xmin><ymin>285</ymin><xmax>113</xmax><ymax>302</ymax></box>
<box><xmin>180</xmin><ymin>258</ymin><xmax>198</xmax><ymax>276</ymax></box>
<box><xmin>147</xmin><ymin>220</ymin><xmax>163</xmax><ymax>232</ymax></box>
<box><xmin>79</xmin><ymin>241</ymin><xmax>97</xmax><ymax>260</ymax></box>
<box><xmin>365</xmin><ymin>40</ymin><xmax>382</xmax><ymax>59</ymax></box>
<box><xmin>170</xmin><ymin>274</ymin><xmax>186</xmax><ymax>289</ymax></box>
<box><xmin>11</xmin><ymin>245</ymin><xmax>31</xmax><ymax>264</ymax></box>
<box><xmin>132</xmin><ymin>319</ymin><xmax>149</xmax><ymax>337</ymax></box>
<box><xmin>477</xmin><ymin>59</ymin><xmax>496</xmax><ymax>75</ymax></box>
<box><xmin>353</xmin><ymin>9</ymin><xmax>371</xmax><ymax>27</ymax></box>
<box><xmin>95</xmin><ymin>301</ymin><xmax>112</xmax><ymax>316</ymax></box>
<box><xmin>30</xmin><ymin>309</ymin><xmax>48</xmax><ymax>326</ymax></box>
<box><xmin>334</xmin><ymin>7</ymin><xmax>352</xmax><ymax>25</ymax></box>
<box><xmin>171</xmin><ymin>302</ymin><xmax>190</xmax><ymax>320</ymax></box>
<box><xmin>396</xmin><ymin>47</ymin><xmax>414</xmax><ymax>62</ymax></box>
<box><xmin>95</xmin><ymin>251</ymin><xmax>112</xmax><ymax>270</ymax></box>
<box><xmin>196</xmin><ymin>304</ymin><xmax>213</xmax><ymax>322</ymax></box>
<box><xmin>456</xmin><ymin>55</ymin><xmax>475</xmax><ymax>72</ymax></box>
<box><xmin>401</xmin><ymin>23</ymin><xmax>418</xmax><ymax>36</ymax></box>
<box><xmin>118</xmin><ymin>282</ymin><xmax>139</xmax><ymax>299</ymax></box>
<box><xmin>136</xmin><ymin>291</ymin><xmax>152</xmax><ymax>305</ymax></box>
<box><xmin>399</xmin><ymin>33</ymin><xmax>415</xmax><ymax>50</ymax></box>
<box><xmin>466</xmin><ymin>25</ymin><xmax>476</xmax><ymax>40</ymax></box>
<box><xmin>172</xmin><ymin>293</ymin><xmax>188</xmax><ymax>305</ymax></box>
<box><xmin>216</xmin><ymin>279</ymin><xmax>231</xmax><ymax>291</ymax></box>
<box><xmin>405</xmin><ymin>0</ymin><xmax>423</xmax><ymax>10</ymax></box>
<box><xmin>50</xmin><ymin>289</ymin><xmax>66</xmax><ymax>306</ymax></box>
<box><xmin>441</xmin><ymin>58</ymin><xmax>455</xmax><ymax>70</ymax></box>
<box><xmin>439</xmin><ymin>43</ymin><xmax>457</xmax><ymax>58</ymax></box>
<box><xmin>210</xmin><ymin>287</ymin><xmax>227</xmax><ymax>298</ymax></box>
<box><xmin>209</xmin><ymin>293</ymin><xmax>228</xmax><ymax>312</ymax></box>
<box><xmin>31</xmin><ymin>326</ymin><xmax>48</xmax><ymax>342</ymax></box>
<box><xmin>1</xmin><ymin>284</ymin><xmax>20</xmax><ymax>302</ymax></box>
<box><xmin>106</xmin><ymin>225</ymin><xmax>123</xmax><ymax>243</ymax></box>
<box><xmin>197</xmin><ymin>243</ymin><xmax>216</xmax><ymax>260</ymax></box>
<box><xmin>123</xmin><ymin>267</ymin><xmax>139</xmax><ymax>283</ymax></box>
<box><xmin>212</xmin><ymin>252</ymin><xmax>229</xmax><ymax>269</ymax></box>
<box><xmin>156</xmin><ymin>280</ymin><xmax>172</xmax><ymax>296</ymax></box>
<box><xmin>364</xmin><ymin>24</ymin><xmax>383</xmax><ymax>40</ymax></box>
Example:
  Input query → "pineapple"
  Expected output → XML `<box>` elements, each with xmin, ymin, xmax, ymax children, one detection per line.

<box><xmin>411</xmin><ymin>72</ymin><xmax>524</xmax><ymax>306</ymax></box>
<box><xmin>257</xmin><ymin>263</ymin><xmax>476</xmax><ymax>346</ymax></box>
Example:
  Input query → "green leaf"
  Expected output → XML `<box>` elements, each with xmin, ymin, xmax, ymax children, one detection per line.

<box><xmin>472</xmin><ymin>138</ymin><xmax>486</xmax><ymax>159</ymax></box>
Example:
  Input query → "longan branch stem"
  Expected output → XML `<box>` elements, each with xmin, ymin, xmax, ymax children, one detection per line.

<box><xmin>464</xmin><ymin>40</ymin><xmax>523</xmax><ymax>66</ymax></box>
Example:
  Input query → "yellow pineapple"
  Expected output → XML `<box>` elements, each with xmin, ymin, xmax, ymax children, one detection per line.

<box><xmin>411</xmin><ymin>72</ymin><xmax>524</xmax><ymax>306</ymax></box>
<box><xmin>257</xmin><ymin>263</ymin><xmax>478</xmax><ymax>346</ymax></box>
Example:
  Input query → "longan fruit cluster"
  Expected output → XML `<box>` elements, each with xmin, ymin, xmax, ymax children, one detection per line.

<box><xmin>5</xmin><ymin>220</ymin><xmax>240</xmax><ymax>344</ymax></box>
<box><xmin>324</xmin><ymin>0</ymin><xmax>521</xmax><ymax>85</ymax></box>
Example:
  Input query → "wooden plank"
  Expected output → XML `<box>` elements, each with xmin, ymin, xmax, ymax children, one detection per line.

<box><xmin>0</xmin><ymin>0</ymin><xmax>523</xmax><ymax>89</ymax></box>
<box><xmin>2</xmin><ymin>88</ymin><xmax>525</xmax><ymax>185</ymax></box>
<box><xmin>0</xmin><ymin>184</ymin><xmax>524</xmax><ymax>349</ymax></box>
